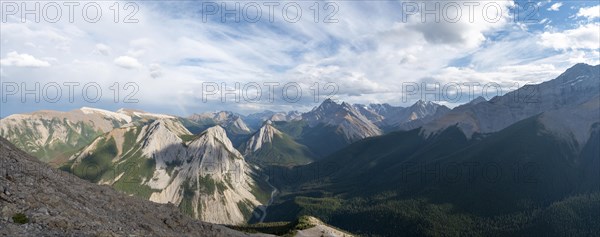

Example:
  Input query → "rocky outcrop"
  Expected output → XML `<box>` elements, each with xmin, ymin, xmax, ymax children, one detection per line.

<box><xmin>148</xmin><ymin>126</ymin><xmax>263</xmax><ymax>224</ymax></box>
<box><xmin>295</xmin><ymin>216</ymin><xmax>354</xmax><ymax>237</ymax></box>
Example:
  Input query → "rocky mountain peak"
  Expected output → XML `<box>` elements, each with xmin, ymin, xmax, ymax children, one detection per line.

<box><xmin>414</xmin><ymin>99</ymin><xmax>426</xmax><ymax>106</ymax></box>
<box><xmin>469</xmin><ymin>96</ymin><xmax>487</xmax><ymax>105</ymax></box>
<box><xmin>244</xmin><ymin>121</ymin><xmax>282</xmax><ymax>154</ymax></box>
<box><xmin>314</xmin><ymin>98</ymin><xmax>339</xmax><ymax>111</ymax></box>
<box><xmin>133</xmin><ymin>119</ymin><xmax>191</xmax><ymax>167</ymax></box>
<box><xmin>410</xmin><ymin>100</ymin><xmax>437</xmax><ymax>108</ymax></box>
<box><xmin>201</xmin><ymin>125</ymin><xmax>236</xmax><ymax>150</ymax></box>
<box><xmin>303</xmin><ymin>99</ymin><xmax>382</xmax><ymax>142</ymax></box>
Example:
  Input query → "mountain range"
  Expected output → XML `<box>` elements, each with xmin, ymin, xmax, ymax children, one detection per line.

<box><xmin>1</xmin><ymin>63</ymin><xmax>598</xmax><ymax>236</ymax></box>
<box><xmin>263</xmin><ymin>63</ymin><xmax>600</xmax><ymax>236</ymax></box>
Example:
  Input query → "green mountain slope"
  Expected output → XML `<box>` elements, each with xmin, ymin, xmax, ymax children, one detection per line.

<box><xmin>241</xmin><ymin>122</ymin><xmax>315</xmax><ymax>167</ymax></box>
<box><xmin>264</xmin><ymin>114</ymin><xmax>600</xmax><ymax>236</ymax></box>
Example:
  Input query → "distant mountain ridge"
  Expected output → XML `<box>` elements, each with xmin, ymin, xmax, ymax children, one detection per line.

<box><xmin>423</xmin><ymin>63</ymin><xmax>600</xmax><ymax>138</ymax></box>
<box><xmin>354</xmin><ymin>100</ymin><xmax>451</xmax><ymax>131</ymax></box>
<box><xmin>302</xmin><ymin>98</ymin><xmax>383</xmax><ymax>143</ymax></box>
<box><xmin>187</xmin><ymin>111</ymin><xmax>251</xmax><ymax>133</ymax></box>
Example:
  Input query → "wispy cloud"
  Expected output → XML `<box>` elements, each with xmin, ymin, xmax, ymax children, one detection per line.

<box><xmin>0</xmin><ymin>0</ymin><xmax>598</xmax><ymax>116</ymax></box>
<box><xmin>547</xmin><ymin>2</ymin><xmax>563</xmax><ymax>11</ymax></box>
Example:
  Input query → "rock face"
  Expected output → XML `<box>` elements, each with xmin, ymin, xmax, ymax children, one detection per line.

<box><xmin>0</xmin><ymin>137</ymin><xmax>261</xmax><ymax>236</ymax></box>
<box><xmin>423</xmin><ymin>63</ymin><xmax>600</xmax><ymax>138</ymax></box>
<box><xmin>302</xmin><ymin>99</ymin><xmax>382</xmax><ymax>143</ymax></box>
<box><xmin>66</xmin><ymin>119</ymin><xmax>265</xmax><ymax>225</ymax></box>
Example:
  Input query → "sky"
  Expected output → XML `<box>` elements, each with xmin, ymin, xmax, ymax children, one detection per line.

<box><xmin>1</xmin><ymin>0</ymin><xmax>599</xmax><ymax>117</ymax></box>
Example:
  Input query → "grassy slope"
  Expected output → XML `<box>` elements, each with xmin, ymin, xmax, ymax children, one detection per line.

<box><xmin>243</xmin><ymin>130</ymin><xmax>316</xmax><ymax>167</ymax></box>
<box><xmin>68</xmin><ymin>127</ymin><xmax>160</xmax><ymax>199</ymax></box>
<box><xmin>272</xmin><ymin>121</ymin><xmax>352</xmax><ymax>158</ymax></box>
<box><xmin>3</xmin><ymin>118</ymin><xmax>103</xmax><ymax>166</ymax></box>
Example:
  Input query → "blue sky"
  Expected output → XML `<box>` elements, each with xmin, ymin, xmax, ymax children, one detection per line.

<box><xmin>1</xmin><ymin>0</ymin><xmax>599</xmax><ymax>117</ymax></box>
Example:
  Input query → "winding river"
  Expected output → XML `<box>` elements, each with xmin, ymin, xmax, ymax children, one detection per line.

<box><xmin>258</xmin><ymin>175</ymin><xmax>279</xmax><ymax>223</ymax></box>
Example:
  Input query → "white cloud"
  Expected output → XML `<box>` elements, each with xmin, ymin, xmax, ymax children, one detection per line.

<box><xmin>576</xmin><ymin>5</ymin><xmax>600</xmax><ymax>19</ymax></box>
<box><xmin>149</xmin><ymin>63</ymin><xmax>163</xmax><ymax>78</ymax></box>
<box><xmin>547</xmin><ymin>3</ymin><xmax>562</xmax><ymax>11</ymax></box>
<box><xmin>114</xmin><ymin>56</ymin><xmax>142</xmax><ymax>69</ymax></box>
<box><xmin>1</xmin><ymin>1</ymin><xmax>598</xmax><ymax>115</ymax></box>
<box><xmin>95</xmin><ymin>44</ymin><xmax>111</xmax><ymax>56</ymax></box>
<box><xmin>403</xmin><ymin>1</ymin><xmax>514</xmax><ymax>49</ymax></box>
<box><xmin>541</xmin><ymin>23</ymin><xmax>600</xmax><ymax>50</ymax></box>
<box><xmin>0</xmin><ymin>51</ymin><xmax>50</xmax><ymax>67</ymax></box>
